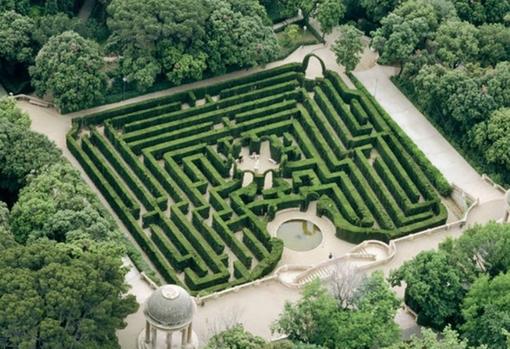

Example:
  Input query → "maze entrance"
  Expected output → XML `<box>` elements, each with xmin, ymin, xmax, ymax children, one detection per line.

<box><xmin>68</xmin><ymin>58</ymin><xmax>448</xmax><ymax>295</ymax></box>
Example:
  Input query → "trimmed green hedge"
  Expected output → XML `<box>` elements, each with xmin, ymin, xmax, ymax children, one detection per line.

<box><xmin>67</xmin><ymin>61</ymin><xmax>450</xmax><ymax>293</ymax></box>
<box><xmin>348</xmin><ymin>73</ymin><xmax>452</xmax><ymax>196</ymax></box>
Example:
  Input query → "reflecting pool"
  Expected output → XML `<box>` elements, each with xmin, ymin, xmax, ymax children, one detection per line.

<box><xmin>276</xmin><ymin>219</ymin><xmax>322</xmax><ymax>251</ymax></box>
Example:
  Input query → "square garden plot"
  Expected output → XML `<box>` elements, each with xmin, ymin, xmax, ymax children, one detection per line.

<box><xmin>67</xmin><ymin>58</ymin><xmax>449</xmax><ymax>295</ymax></box>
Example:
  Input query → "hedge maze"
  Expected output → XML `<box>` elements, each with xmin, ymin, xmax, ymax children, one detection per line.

<box><xmin>67</xmin><ymin>58</ymin><xmax>449</xmax><ymax>294</ymax></box>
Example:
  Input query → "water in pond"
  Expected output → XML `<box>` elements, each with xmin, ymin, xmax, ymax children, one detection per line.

<box><xmin>276</xmin><ymin>219</ymin><xmax>323</xmax><ymax>251</ymax></box>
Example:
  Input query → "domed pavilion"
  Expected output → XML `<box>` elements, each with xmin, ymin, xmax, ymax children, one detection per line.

<box><xmin>138</xmin><ymin>285</ymin><xmax>198</xmax><ymax>349</ymax></box>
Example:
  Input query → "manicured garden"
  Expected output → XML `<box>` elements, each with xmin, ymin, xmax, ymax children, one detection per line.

<box><xmin>68</xmin><ymin>57</ymin><xmax>450</xmax><ymax>295</ymax></box>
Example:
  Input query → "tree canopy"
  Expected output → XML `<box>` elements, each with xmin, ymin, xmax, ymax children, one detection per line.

<box><xmin>273</xmin><ymin>272</ymin><xmax>400</xmax><ymax>348</ymax></box>
<box><xmin>0</xmin><ymin>93</ymin><xmax>138</xmax><ymax>349</ymax></box>
<box><xmin>0</xmin><ymin>0</ymin><xmax>31</xmax><ymax>15</ymax></box>
<box><xmin>32</xmin><ymin>13</ymin><xmax>84</xmax><ymax>47</ymax></box>
<box><xmin>333</xmin><ymin>24</ymin><xmax>364</xmax><ymax>72</ymax></box>
<box><xmin>0</xmin><ymin>119</ymin><xmax>61</xmax><ymax>192</ymax></box>
<box><xmin>205</xmin><ymin>324</ymin><xmax>266</xmax><ymax>349</ymax></box>
<box><xmin>42</xmin><ymin>0</ymin><xmax>83</xmax><ymax>15</ymax></box>
<box><xmin>205</xmin><ymin>325</ymin><xmax>326</xmax><ymax>349</ymax></box>
<box><xmin>390</xmin><ymin>250</ymin><xmax>467</xmax><ymax>329</ymax></box>
<box><xmin>316</xmin><ymin>0</ymin><xmax>345</xmax><ymax>35</ymax></box>
<box><xmin>461</xmin><ymin>272</ymin><xmax>510</xmax><ymax>349</ymax></box>
<box><xmin>413</xmin><ymin>64</ymin><xmax>496</xmax><ymax>130</ymax></box>
<box><xmin>433</xmin><ymin>19</ymin><xmax>479</xmax><ymax>68</ymax></box>
<box><xmin>441</xmin><ymin>221</ymin><xmax>510</xmax><ymax>278</ymax></box>
<box><xmin>452</xmin><ymin>0</ymin><xmax>510</xmax><ymax>24</ymax></box>
<box><xmin>386</xmin><ymin>326</ymin><xmax>485</xmax><ymax>349</ymax></box>
<box><xmin>205</xmin><ymin>0</ymin><xmax>278</xmax><ymax>75</ymax></box>
<box><xmin>472</xmin><ymin>108</ymin><xmax>510</xmax><ymax>171</ymax></box>
<box><xmin>10</xmin><ymin>162</ymin><xmax>121</xmax><ymax>245</ymax></box>
<box><xmin>0</xmin><ymin>239</ymin><xmax>138</xmax><ymax>349</ymax></box>
<box><xmin>107</xmin><ymin>0</ymin><xmax>208</xmax><ymax>55</ymax></box>
<box><xmin>0</xmin><ymin>100</ymin><xmax>57</xmax><ymax>193</ymax></box>
<box><xmin>391</xmin><ymin>222</ymin><xmax>510</xmax><ymax>344</ymax></box>
<box><xmin>30</xmin><ymin>31</ymin><xmax>107</xmax><ymax>113</ymax></box>
<box><xmin>371</xmin><ymin>0</ymin><xmax>446</xmax><ymax>65</ymax></box>
<box><xmin>477</xmin><ymin>24</ymin><xmax>510</xmax><ymax>67</ymax></box>
<box><xmin>360</xmin><ymin>0</ymin><xmax>399</xmax><ymax>23</ymax></box>
<box><xmin>106</xmin><ymin>0</ymin><xmax>278</xmax><ymax>90</ymax></box>
<box><xmin>0</xmin><ymin>10</ymin><xmax>34</xmax><ymax>64</ymax></box>
<box><xmin>0</xmin><ymin>97</ymin><xmax>31</xmax><ymax>128</ymax></box>
<box><xmin>0</xmin><ymin>201</ymin><xmax>15</xmax><ymax>250</ymax></box>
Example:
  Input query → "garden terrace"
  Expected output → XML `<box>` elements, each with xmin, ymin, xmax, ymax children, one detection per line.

<box><xmin>67</xmin><ymin>59</ymin><xmax>449</xmax><ymax>295</ymax></box>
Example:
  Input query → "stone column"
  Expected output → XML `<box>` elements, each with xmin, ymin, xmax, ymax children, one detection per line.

<box><xmin>166</xmin><ymin>331</ymin><xmax>173</xmax><ymax>349</ymax></box>
<box><xmin>186</xmin><ymin>323</ymin><xmax>192</xmax><ymax>344</ymax></box>
<box><xmin>151</xmin><ymin>327</ymin><xmax>158</xmax><ymax>349</ymax></box>
<box><xmin>145</xmin><ymin>321</ymin><xmax>151</xmax><ymax>344</ymax></box>
<box><xmin>181</xmin><ymin>329</ymin><xmax>187</xmax><ymax>348</ymax></box>
<box><xmin>505</xmin><ymin>190</ymin><xmax>510</xmax><ymax>223</ymax></box>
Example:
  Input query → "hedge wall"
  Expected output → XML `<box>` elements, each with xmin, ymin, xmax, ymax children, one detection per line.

<box><xmin>67</xmin><ymin>61</ymin><xmax>450</xmax><ymax>294</ymax></box>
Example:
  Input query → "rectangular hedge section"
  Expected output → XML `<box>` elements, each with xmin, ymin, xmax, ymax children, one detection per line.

<box><xmin>68</xmin><ymin>61</ymin><xmax>449</xmax><ymax>295</ymax></box>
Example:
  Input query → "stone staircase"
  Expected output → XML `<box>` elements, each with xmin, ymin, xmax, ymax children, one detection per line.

<box><xmin>291</xmin><ymin>241</ymin><xmax>395</xmax><ymax>287</ymax></box>
<box><xmin>294</xmin><ymin>258</ymin><xmax>351</xmax><ymax>287</ymax></box>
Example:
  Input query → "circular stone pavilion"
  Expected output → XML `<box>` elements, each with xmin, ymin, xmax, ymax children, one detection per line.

<box><xmin>138</xmin><ymin>285</ymin><xmax>198</xmax><ymax>349</ymax></box>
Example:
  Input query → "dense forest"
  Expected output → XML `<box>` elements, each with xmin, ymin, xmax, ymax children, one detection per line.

<box><xmin>0</xmin><ymin>98</ymin><xmax>140</xmax><ymax>348</ymax></box>
<box><xmin>1</xmin><ymin>0</ymin><xmax>322</xmax><ymax>112</ymax></box>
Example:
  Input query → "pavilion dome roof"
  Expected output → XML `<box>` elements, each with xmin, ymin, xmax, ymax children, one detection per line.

<box><xmin>144</xmin><ymin>285</ymin><xmax>195</xmax><ymax>329</ymax></box>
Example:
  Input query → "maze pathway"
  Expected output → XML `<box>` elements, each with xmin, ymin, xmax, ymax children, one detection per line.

<box><xmin>67</xmin><ymin>59</ymin><xmax>448</xmax><ymax>294</ymax></box>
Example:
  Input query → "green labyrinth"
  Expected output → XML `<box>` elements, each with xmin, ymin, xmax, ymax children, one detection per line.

<box><xmin>67</xmin><ymin>58</ymin><xmax>449</xmax><ymax>294</ymax></box>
